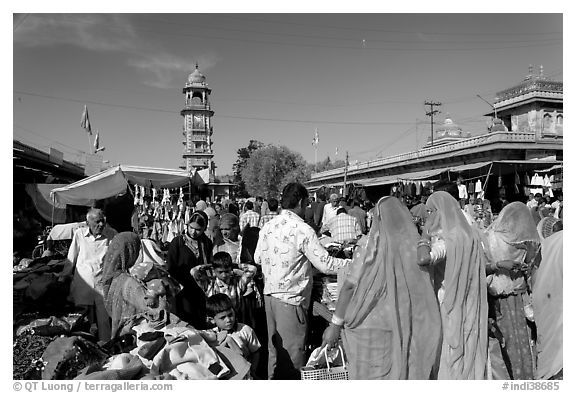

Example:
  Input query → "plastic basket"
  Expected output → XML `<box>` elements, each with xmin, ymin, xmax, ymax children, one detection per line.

<box><xmin>300</xmin><ymin>346</ymin><xmax>349</xmax><ymax>380</ymax></box>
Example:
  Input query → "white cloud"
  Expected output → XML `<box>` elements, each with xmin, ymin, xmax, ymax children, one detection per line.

<box><xmin>129</xmin><ymin>53</ymin><xmax>220</xmax><ymax>89</ymax></box>
<box><xmin>14</xmin><ymin>14</ymin><xmax>137</xmax><ymax>52</ymax></box>
<box><xmin>14</xmin><ymin>14</ymin><xmax>220</xmax><ymax>89</ymax></box>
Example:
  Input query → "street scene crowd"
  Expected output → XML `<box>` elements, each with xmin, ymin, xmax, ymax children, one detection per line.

<box><xmin>13</xmin><ymin>177</ymin><xmax>563</xmax><ymax>380</ymax></box>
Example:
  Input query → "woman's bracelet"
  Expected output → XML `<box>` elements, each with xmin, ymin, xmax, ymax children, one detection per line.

<box><xmin>418</xmin><ymin>238</ymin><xmax>431</xmax><ymax>248</ymax></box>
<box><xmin>331</xmin><ymin>315</ymin><xmax>344</xmax><ymax>326</ymax></box>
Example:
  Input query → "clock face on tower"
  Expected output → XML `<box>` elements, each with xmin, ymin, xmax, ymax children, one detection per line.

<box><xmin>193</xmin><ymin>114</ymin><xmax>203</xmax><ymax>127</ymax></box>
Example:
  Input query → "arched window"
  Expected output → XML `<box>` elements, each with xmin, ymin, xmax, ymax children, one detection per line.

<box><xmin>543</xmin><ymin>113</ymin><xmax>553</xmax><ymax>131</ymax></box>
<box><xmin>556</xmin><ymin>114</ymin><xmax>563</xmax><ymax>125</ymax></box>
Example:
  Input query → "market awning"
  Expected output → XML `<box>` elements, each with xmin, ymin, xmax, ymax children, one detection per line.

<box><xmin>51</xmin><ymin>165</ymin><xmax>203</xmax><ymax>206</ymax></box>
<box><xmin>356</xmin><ymin>161</ymin><xmax>493</xmax><ymax>187</ymax></box>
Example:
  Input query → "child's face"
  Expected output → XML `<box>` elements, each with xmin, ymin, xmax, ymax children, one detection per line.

<box><xmin>214</xmin><ymin>267</ymin><xmax>233</xmax><ymax>284</ymax></box>
<box><xmin>211</xmin><ymin>308</ymin><xmax>236</xmax><ymax>331</ymax></box>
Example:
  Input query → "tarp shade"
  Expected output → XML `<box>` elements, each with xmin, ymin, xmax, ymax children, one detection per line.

<box><xmin>356</xmin><ymin>161</ymin><xmax>493</xmax><ymax>187</ymax></box>
<box><xmin>51</xmin><ymin>165</ymin><xmax>202</xmax><ymax>206</ymax></box>
<box><xmin>25</xmin><ymin>184</ymin><xmax>68</xmax><ymax>223</ymax></box>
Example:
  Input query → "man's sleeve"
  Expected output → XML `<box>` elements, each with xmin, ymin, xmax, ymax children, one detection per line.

<box><xmin>253</xmin><ymin>234</ymin><xmax>262</xmax><ymax>265</ymax></box>
<box><xmin>61</xmin><ymin>231</ymin><xmax>80</xmax><ymax>276</ymax></box>
<box><xmin>301</xmin><ymin>227</ymin><xmax>349</xmax><ymax>274</ymax></box>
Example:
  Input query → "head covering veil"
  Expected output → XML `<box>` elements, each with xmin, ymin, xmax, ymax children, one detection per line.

<box><xmin>425</xmin><ymin>191</ymin><xmax>488</xmax><ymax>379</ymax></box>
<box><xmin>100</xmin><ymin>232</ymin><xmax>143</xmax><ymax>338</ymax></box>
<box><xmin>489</xmin><ymin>202</ymin><xmax>539</xmax><ymax>246</ymax></box>
<box><xmin>101</xmin><ymin>232</ymin><xmax>141</xmax><ymax>302</ymax></box>
<box><xmin>343</xmin><ymin>196</ymin><xmax>441</xmax><ymax>379</ymax></box>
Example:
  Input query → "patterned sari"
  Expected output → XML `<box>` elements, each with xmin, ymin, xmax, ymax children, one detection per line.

<box><xmin>483</xmin><ymin>202</ymin><xmax>540</xmax><ymax>380</ymax></box>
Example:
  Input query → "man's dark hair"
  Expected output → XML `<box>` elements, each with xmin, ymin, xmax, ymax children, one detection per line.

<box><xmin>206</xmin><ymin>293</ymin><xmax>234</xmax><ymax>317</ymax></box>
<box><xmin>213</xmin><ymin>251</ymin><xmax>233</xmax><ymax>270</ymax></box>
<box><xmin>245</xmin><ymin>200</ymin><xmax>254</xmax><ymax>210</ymax></box>
<box><xmin>268</xmin><ymin>197</ymin><xmax>279</xmax><ymax>212</ymax></box>
<box><xmin>281</xmin><ymin>182</ymin><xmax>309</xmax><ymax>209</ymax></box>
<box><xmin>432</xmin><ymin>180</ymin><xmax>459</xmax><ymax>200</ymax></box>
<box><xmin>336</xmin><ymin>207</ymin><xmax>347</xmax><ymax>215</ymax></box>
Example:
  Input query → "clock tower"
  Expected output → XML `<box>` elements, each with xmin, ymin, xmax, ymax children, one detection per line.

<box><xmin>180</xmin><ymin>64</ymin><xmax>215</xmax><ymax>176</ymax></box>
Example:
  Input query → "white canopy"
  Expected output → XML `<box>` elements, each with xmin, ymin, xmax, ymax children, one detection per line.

<box><xmin>51</xmin><ymin>165</ymin><xmax>204</xmax><ymax>206</ymax></box>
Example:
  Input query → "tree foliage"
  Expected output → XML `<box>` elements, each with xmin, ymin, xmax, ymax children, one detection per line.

<box><xmin>241</xmin><ymin>144</ymin><xmax>311</xmax><ymax>198</ymax></box>
<box><xmin>232</xmin><ymin>140</ymin><xmax>264</xmax><ymax>198</ymax></box>
<box><xmin>307</xmin><ymin>156</ymin><xmax>346</xmax><ymax>173</ymax></box>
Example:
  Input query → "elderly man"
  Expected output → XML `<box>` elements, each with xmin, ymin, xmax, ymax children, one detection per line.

<box><xmin>255</xmin><ymin>183</ymin><xmax>350</xmax><ymax>379</ymax></box>
<box><xmin>62</xmin><ymin>208</ymin><xmax>117</xmax><ymax>342</ymax></box>
<box><xmin>320</xmin><ymin>207</ymin><xmax>362</xmax><ymax>243</ymax></box>
<box><xmin>321</xmin><ymin>193</ymin><xmax>340</xmax><ymax>227</ymax></box>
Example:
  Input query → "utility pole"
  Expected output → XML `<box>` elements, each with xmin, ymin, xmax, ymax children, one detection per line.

<box><xmin>425</xmin><ymin>101</ymin><xmax>442</xmax><ymax>147</ymax></box>
<box><xmin>343</xmin><ymin>151</ymin><xmax>349</xmax><ymax>198</ymax></box>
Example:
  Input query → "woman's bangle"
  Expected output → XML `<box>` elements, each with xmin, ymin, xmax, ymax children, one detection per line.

<box><xmin>418</xmin><ymin>239</ymin><xmax>431</xmax><ymax>248</ymax></box>
<box><xmin>331</xmin><ymin>315</ymin><xmax>344</xmax><ymax>326</ymax></box>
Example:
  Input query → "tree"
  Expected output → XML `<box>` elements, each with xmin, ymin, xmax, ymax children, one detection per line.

<box><xmin>241</xmin><ymin>145</ymin><xmax>311</xmax><ymax>198</ymax></box>
<box><xmin>232</xmin><ymin>140</ymin><xmax>264</xmax><ymax>198</ymax></box>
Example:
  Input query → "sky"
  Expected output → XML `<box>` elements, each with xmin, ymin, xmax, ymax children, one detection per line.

<box><xmin>12</xmin><ymin>8</ymin><xmax>563</xmax><ymax>177</ymax></box>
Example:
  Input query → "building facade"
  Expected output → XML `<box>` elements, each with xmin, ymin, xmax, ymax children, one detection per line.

<box><xmin>306</xmin><ymin>67</ymin><xmax>563</xmax><ymax>204</ymax></box>
<box><xmin>180</xmin><ymin>64</ymin><xmax>215</xmax><ymax>179</ymax></box>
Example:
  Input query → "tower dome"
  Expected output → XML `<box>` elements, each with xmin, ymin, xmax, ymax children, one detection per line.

<box><xmin>436</xmin><ymin>115</ymin><xmax>463</xmax><ymax>138</ymax></box>
<box><xmin>490</xmin><ymin>118</ymin><xmax>509</xmax><ymax>132</ymax></box>
<box><xmin>187</xmin><ymin>64</ymin><xmax>206</xmax><ymax>84</ymax></box>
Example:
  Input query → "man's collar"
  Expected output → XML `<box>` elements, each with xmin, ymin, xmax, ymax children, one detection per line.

<box><xmin>281</xmin><ymin>209</ymin><xmax>304</xmax><ymax>222</ymax></box>
<box><xmin>82</xmin><ymin>225</ymin><xmax>105</xmax><ymax>239</ymax></box>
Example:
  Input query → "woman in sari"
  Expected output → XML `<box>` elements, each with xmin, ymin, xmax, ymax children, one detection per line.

<box><xmin>531</xmin><ymin>229</ymin><xmax>562</xmax><ymax>379</ymax></box>
<box><xmin>482</xmin><ymin>202</ymin><xmax>540</xmax><ymax>380</ymax></box>
<box><xmin>166</xmin><ymin>211</ymin><xmax>213</xmax><ymax>329</ymax></box>
<box><xmin>212</xmin><ymin>213</ymin><xmax>241</xmax><ymax>263</ymax></box>
<box><xmin>322</xmin><ymin>196</ymin><xmax>441</xmax><ymax>379</ymax></box>
<box><xmin>101</xmin><ymin>232</ymin><xmax>171</xmax><ymax>339</ymax></box>
<box><xmin>419</xmin><ymin>191</ymin><xmax>488</xmax><ymax>379</ymax></box>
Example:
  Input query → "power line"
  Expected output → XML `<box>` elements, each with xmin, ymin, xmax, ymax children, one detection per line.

<box><xmin>140</xmin><ymin>15</ymin><xmax>562</xmax><ymax>44</ymax></box>
<box><xmin>14</xmin><ymin>90</ymin><xmax>422</xmax><ymax>126</ymax></box>
<box><xmin>214</xmin><ymin>15</ymin><xmax>562</xmax><ymax>37</ymax></box>
<box><xmin>13</xmin><ymin>14</ymin><xmax>29</xmax><ymax>32</ymax></box>
<box><xmin>22</xmin><ymin>15</ymin><xmax>563</xmax><ymax>52</ymax></box>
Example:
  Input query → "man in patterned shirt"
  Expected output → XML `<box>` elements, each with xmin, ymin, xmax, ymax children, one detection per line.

<box><xmin>239</xmin><ymin>200</ymin><xmax>260</xmax><ymax>231</ymax></box>
<box><xmin>258</xmin><ymin>197</ymin><xmax>279</xmax><ymax>228</ymax></box>
<box><xmin>320</xmin><ymin>207</ymin><xmax>363</xmax><ymax>243</ymax></box>
<box><xmin>254</xmin><ymin>182</ymin><xmax>350</xmax><ymax>379</ymax></box>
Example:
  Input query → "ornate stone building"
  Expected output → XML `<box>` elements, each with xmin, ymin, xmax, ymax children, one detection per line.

<box><xmin>307</xmin><ymin>66</ymin><xmax>563</xmax><ymax>204</ymax></box>
<box><xmin>180</xmin><ymin>64</ymin><xmax>215</xmax><ymax>180</ymax></box>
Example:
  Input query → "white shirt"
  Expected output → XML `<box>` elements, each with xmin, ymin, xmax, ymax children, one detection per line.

<box><xmin>321</xmin><ymin>203</ymin><xmax>338</xmax><ymax>226</ymax></box>
<box><xmin>457</xmin><ymin>184</ymin><xmax>468</xmax><ymax>199</ymax></box>
<box><xmin>66</xmin><ymin>225</ymin><xmax>117</xmax><ymax>305</ymax></box>
<box><xmin>254</xmin><ymin>210</ymin><xmax>349</xmax><ymax>307</ymax></box>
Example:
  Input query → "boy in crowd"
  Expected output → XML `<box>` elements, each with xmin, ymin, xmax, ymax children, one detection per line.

<box><xmin>191</xmin><ymin>251</ymin><xmax>259</xmax><ymax>314</ymax></box>
<box><xmin>203</xmin><ymin>294</ymin><xmax>261</xmax><ymax>378</ymax></box>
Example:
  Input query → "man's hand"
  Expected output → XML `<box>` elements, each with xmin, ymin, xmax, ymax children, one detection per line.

<box><xmin>321</xmin><ymin>323</ymin><xmax>342</xmax><ymax>350</ymax></box>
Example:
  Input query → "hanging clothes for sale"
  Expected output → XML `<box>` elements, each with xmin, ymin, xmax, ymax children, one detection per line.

<box><xmin>468</xmin><ymin>182</ymin><xmax>475</xmax><ymax>194</ymax></box>
<box><xmin>475</xmin><ymin>179</ymin><xmax>482</xmax><ymax>193</ymax></box>
<box><xmin>498</xmin><ymin>176</ymin><xmax>502</xmax><ymax>188</ymax></box>
<box><xmin>515</xmin><ymin>172</ymin><xmax>521</xmax><ymax>185</ymax></box>
<box><xmin>543</xmin><ymin>175</ymin><xmax>552</xmax><ymax>188</ymax></box>
<box><xmin>415</xmin><ymin>181</ymin><xmax>422</xmax><ymax>196</ymax></box>
<box><xmin>524</xmin><ymin>173</ymin><xmax>530</xmax><ymax>185</ymax></box>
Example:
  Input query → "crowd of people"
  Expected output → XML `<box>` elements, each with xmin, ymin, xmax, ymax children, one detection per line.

<box><xmin>16</xmin><ymin>177</ymin><xmax>563</xmax><ymax>380</ymax></box>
